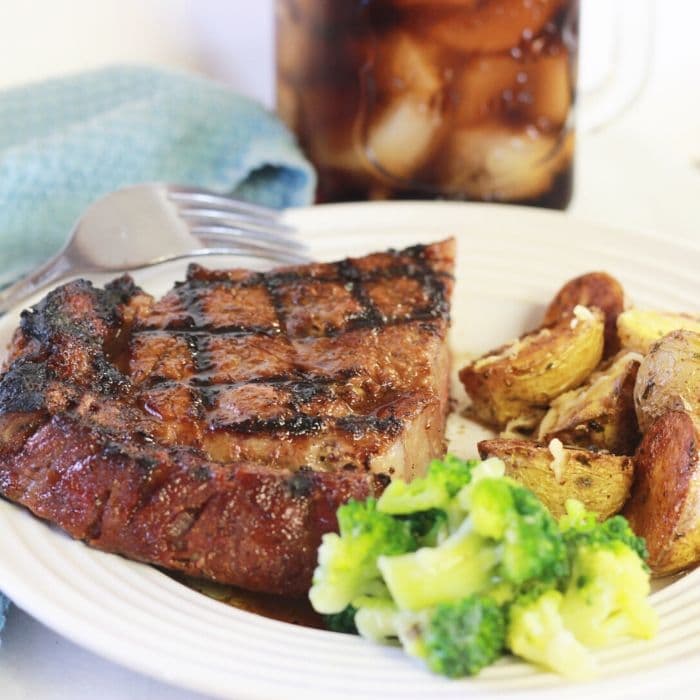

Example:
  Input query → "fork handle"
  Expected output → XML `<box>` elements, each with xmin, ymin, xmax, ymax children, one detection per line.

<box><xmin>0</xmin><ymin>254</ymin><xmax>72</xmax><ymax>316</ymax></box>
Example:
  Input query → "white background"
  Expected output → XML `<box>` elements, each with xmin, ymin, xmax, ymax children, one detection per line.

<box><xmin>0</xmin><ymin>1</ymin><xmax>698</xmax><ymax>699</ymax></box>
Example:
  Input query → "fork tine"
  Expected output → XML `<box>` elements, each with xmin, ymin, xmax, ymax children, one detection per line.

<box><xmin>179</xmin><ymin>208</ymin><xmax>297</xmax><ymax>236</ymax></box>
<box><xmin>189</xmin><ymin>241</ymin><xmax>309</xmax><ymax>265</ymax></box>
<box><xmin>189</xmin><ymin>224</ymin><xmax>308</xmax><ymax>253</ymax></box>
<box><xmin>167</xmin><ymin>186</ymin><xmax>284</xmax><ymax>223</ymax></box>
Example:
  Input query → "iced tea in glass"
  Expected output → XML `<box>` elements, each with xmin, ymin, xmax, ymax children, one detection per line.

<box><xmin>276</xmin><ymin>0</ymin><xmax>579</xmax><ymax>208</ymax></box>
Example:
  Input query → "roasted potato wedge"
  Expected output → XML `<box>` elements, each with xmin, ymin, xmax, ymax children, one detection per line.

<box><xmin>634</xmin><ymin>330</ymin><xmax>700</xmax><ymax>433</ymax></box>
<box><xmin>543</xmin><ymin>271</ymin><xmax>626</xmax><ymax>358</ymax></box>
<box><xmin>478</xmin><ymin>437</ymin><xmax>633</xmax><ymax>520</ymax></box>
<box><xmin>624</xmin><ymin>410</ymin><xmax>700</xmax><ymax>576</ymax></box>
<box><xmin>617</xmin><ymin>309</ymin><xmax>700</xmax><ymax>354</ymax></box>
<box><xmin>459</xmin><ymin>308</ymin><xmax>604</xmax><ymax>428</ymax></box>
<box><xmin>537</xmin><ymin>351</ymin><xmax>641</xmax><ymax>455</ymax></box>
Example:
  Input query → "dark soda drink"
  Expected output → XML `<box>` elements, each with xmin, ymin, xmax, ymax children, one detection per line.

<box><xmin>276</xmin><ymin>0</ymin><xmax>579</xmax><ymax>208</ymax></box>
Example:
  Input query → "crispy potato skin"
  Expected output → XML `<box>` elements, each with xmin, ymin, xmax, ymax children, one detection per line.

<box><xmin>538</xmin><ymin>351</ymin><xmax>641</xmax><ymax>455</ymax></box>
<box><xmin>478</xmin><ymin>438</ymin><xmax>634</xmax><ymax>520</ymax></box>
<box><xmin>459</xmin><ymin>309</ymin><xmax>604</xmax><ymax>429</ymax></box>
<box><xmin>624</xmin><ymin>410</ymin><xmax>700</xmax><ymax>576</ymax></box>
<box><xmin>618</xmin><ymin>309</ymin><xmax>700</xmax><ymax>355</ymax></box>
<box><xmin>543</xmin><ymin>272</ymin><xmax>625</xmax><ymax>358</ymax></box>
<box><xmin>634</xmin><ymin>330</ymin><xmax>700</xmax><ymax>433</ymax></box>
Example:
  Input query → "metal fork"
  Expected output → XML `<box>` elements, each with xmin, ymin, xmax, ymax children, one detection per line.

<box><xmin>0</xmin><ymin>183</ymin><xmax>309</xmax><ymax>314</ymax></box>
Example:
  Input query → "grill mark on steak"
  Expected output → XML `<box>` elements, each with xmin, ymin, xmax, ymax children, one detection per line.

<box><xmin>137</xmin><ymin>325</ymin><xmax>282</xmax><ymax>336</ymax></box>
<box><xmin>129</xmin><ymin>244</ymin><xmax>452</xmax><ymax>342</ymax></box>
<box><xmin>133</xmin><ymin>312</ymin><xmax>446</xmax><ymax>339</ymax></box>
<box><xmin>0</xmin><ymin>240</ymin><xmax>455</xmax><ymax>595</ymax></box>
<box><xmin>410</xmin><ymin>246</ymin><xmax>451</xmax><ymax>321</ymax></box>
<box><xmin>208</xmin><ymin>413</ymin><xmax>405</xmax><ymax>438</ymax></box>
<box><xmin>154</xmin><ymin>249</ymin><xmax>454</xmax><ymax>339</ymax></box>
<box><xmin>213</xmin><ymin>414</ymin><xmax>325</xmax><ymax>436</ymax></box>
<box><xmin>183</xmin><ymin>251</ymin><xmax>454</xmax><ymax>293</ymax></box>
<box><xmin>174</xmin><ymin>284</ymin><xmax>214</xmax><ymax>421</ymax></box>
<box><xmin>153</xmin><ymin>371</ymin><xmax>350</xmax><ymax>396</ymax></box>
<box><xmin>335</xmin><ymin>414</ymin><xmax>404</xmax><ymax>438</ymax></box>
<box><xmin>335</xmin><ymin>258</ymin><xmax>385</xmax><ymax>333</ymax></box>
<box><xmin>261</xmin><ymin>268</ymin><xmax>292</xmax><ymax>340</ymax></box>
<box><xmin>192</xmin><ymin>371</ymin><xmax>349</xmax><ymax>400</ymax></box>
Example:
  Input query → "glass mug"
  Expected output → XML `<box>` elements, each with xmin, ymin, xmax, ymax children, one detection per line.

<box><xmin>276</xmin><ymin>0</ymin><xmax>651</xmax><ymax>209</ymax></box>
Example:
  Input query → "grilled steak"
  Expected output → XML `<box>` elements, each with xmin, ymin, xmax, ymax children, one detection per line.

<box><xmin>0</xmin><ymin>239</ymin><xmax>454</xmax><ymax>595</ymax></box>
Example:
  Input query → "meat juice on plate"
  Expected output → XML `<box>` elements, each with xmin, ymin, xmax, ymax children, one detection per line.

<box><xmin>276</xmin><ymin>0</ymin><xmax>579</xmax><ymax>208</ymax></box>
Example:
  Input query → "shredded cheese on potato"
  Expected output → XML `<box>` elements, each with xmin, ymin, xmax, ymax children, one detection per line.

<box><xmin>574</xmin><ymin>305</ymin><xmax>595</xmax><ymax>321</ymax></box>
<box><xmin>548</xmin><ymin>438</ymin><xmax>567</xmax><ymax>484</ymax></box>
<box><xmin>570</xmin><ymin>305</ymin><xmax>595</xmax><ymax>329</ymax></box>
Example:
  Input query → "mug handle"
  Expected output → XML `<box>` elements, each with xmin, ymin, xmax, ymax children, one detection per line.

<box><xmin>578</xmin><ymin>0</ymin><xmax>655</xmax><ymax>133</ymax></box>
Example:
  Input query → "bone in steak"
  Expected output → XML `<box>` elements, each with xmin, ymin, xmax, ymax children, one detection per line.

<box><xmin>0</xmin><ymin>239</ymin><xmax>454</xmax><ymax>595</ymax></box>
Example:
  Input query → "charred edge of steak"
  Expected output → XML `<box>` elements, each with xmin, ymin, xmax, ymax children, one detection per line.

<box><xmin>0</xmin><ymin>358</ymin><xmax>52</xmax><ymax>413</ymax></box>
<box><xmin>9</xmin><ymin>275</ymin><xmax>143</xmax><ymax>401</ymax></box>
<box><xmin>19</xmin><ymin>275</ymin><xmax>141</xmax><ymax>346</ymax></box>
<box><xmin>90</xmin><ymin>353</ymin><xmax>132</xmax><ymax>396</ymax></box>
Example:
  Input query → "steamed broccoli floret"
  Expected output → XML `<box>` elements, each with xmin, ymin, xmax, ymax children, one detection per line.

<box><xmin>506</xmin><ymin>500</ymin><xmax>658</xmax><ymax>660</ymax></box>
<box><xmin>323</xmin><ymin>605</ymin><xmax>358</xmax><ymax>635</ymax></box>
<box><xmin>308</xmin><ymin>458</ymin><xmax>658</xmax><ymax>681</ymax></box>
<box><xmin>423</xmin><ymin>596</ymin><xmax>506</xmax><ymax>677</ymax></box>
<box><xmin>461</xmin><ymin>473</ymin><xmax>569</xmax><ymax>587</ymax></box>
<box><xmin>558</xmin><ymin>501</ymin><xmax>657</xmax><ymax>647</ymax></box>
<box><xmin>377</xmin><ymin>455</ymin><xmax>476</xmax><ymax>516</ymax></box>
<box><xmin>506</xmin><ymin>502</ymin><xmax>658</xmax><ymax>676</ymax></box>
<box><xmin>560</xmin><ymin>543</ymin><xmax>658</xmax><ymax>647</ymax></box>
<box><xmin>507</xmin><ymin>588</ymin><xmax>596</xmax><ymax>680</ymax></box>
<box><xmin>377</xmin><ymin>518</ymin><xmax>500</xmax><ymax>611</ymax></box>
<box><xmin>309</xmin><ymin>498</ymin><xmax>416</xmax><ymax>614</ymax></box>
<box><xmin>560</xmin><ymin>499</ymin><xmax>649</xmax><ymax>563</ymax></box>
<box><xmin>355</xmin><ymin>595</ymin><xmax>506</xmax><ymax>678</ymax></box>
<box><xmin>377</xmin><ymin>463</ymin><xmax>567</xmax><ymax>611</ymax></box>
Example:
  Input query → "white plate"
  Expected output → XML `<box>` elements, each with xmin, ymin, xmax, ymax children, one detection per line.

<box><xmin>0</xmin><ymin>201</ymin><xmax>698</xmax><ymax>700</ymax></box>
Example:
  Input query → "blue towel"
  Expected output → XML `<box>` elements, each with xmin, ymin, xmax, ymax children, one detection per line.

<box><xmin>0</xmin><ymin>65</ymin><xmax>316</xmax><ymax>638</ymax></box>
<box><xmin>0</xmin><ymin>65</ymin><xmax>316</xmax><ymax>287</ymax></box>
